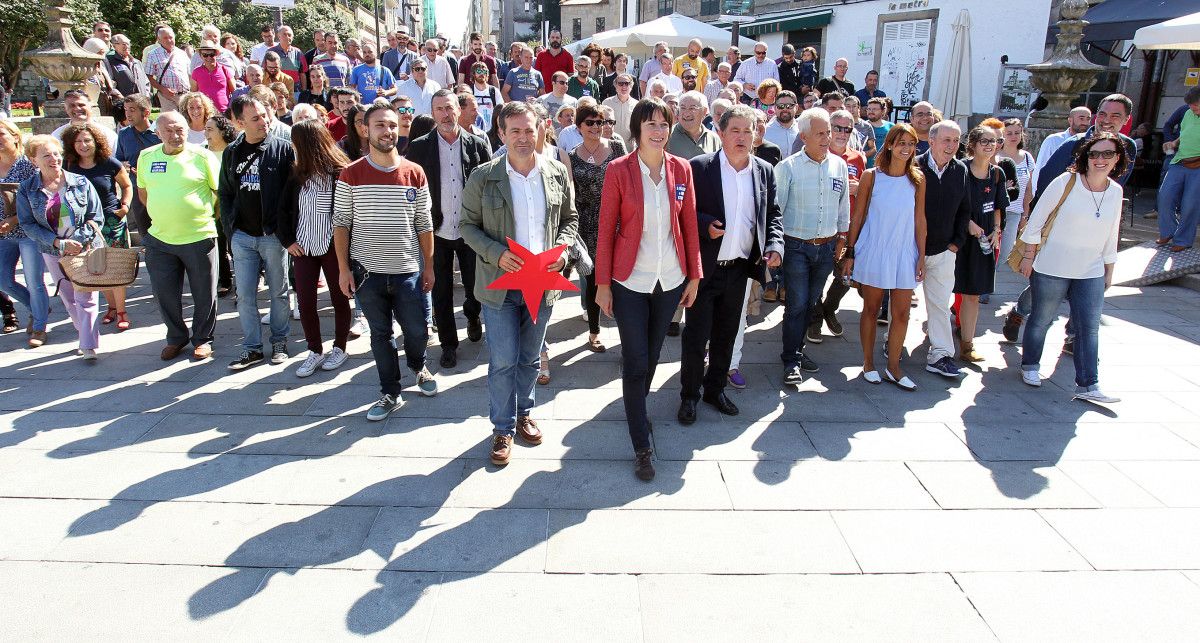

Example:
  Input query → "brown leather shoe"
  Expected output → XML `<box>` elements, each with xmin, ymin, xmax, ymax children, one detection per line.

<box><xmin>192</xmin><ymin>344</ymin><xmax>213</xmax><ymax>360</ymax></box>
<box><xmin>634</xmin><ymin>448</ymin><xmax>655</xmax><ymax>481</ymax></box>
<box><xmin>28</xmin><ymin>330</ymin><xmax>47</xmax><ymax>348</ymax></box>
<box><xmin>160</xmin><ymin>342</ymin><xmax>189</xmax><ymax>361</ymax></box>
<box><xmin>490</xmin><ymin>434</ymin><xmax>513</xmax><ymax>465</ymax></box>
<box><xmin>516</xmin><ymin>416</ymin><xmax>543</xmax><ymax>445</ymax></box>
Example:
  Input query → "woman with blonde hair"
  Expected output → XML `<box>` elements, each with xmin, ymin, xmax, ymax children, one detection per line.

<box><xmin>177</xmin><ymin>91</ymin><xmax>216</xmax><ymax>146</ymax></box>
<box><xmin>15</xmin><ymin>135</ymin><xmax>105</xmax><ymax>358</ymax></box>
<box><xmin>843</xmin><ymin>124</ymin><xmax>926</xmax><ymax>390</ymax></box>
<box><xmin>0</xmin><ymin>118</ymin><xmax>47</xmax><ymax>340</ymax></box>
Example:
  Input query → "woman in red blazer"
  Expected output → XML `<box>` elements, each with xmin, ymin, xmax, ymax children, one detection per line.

<box><xmin>595</xmin><ymin>97</ymin><xmax>702</xmax><ymax>482</ymax></box>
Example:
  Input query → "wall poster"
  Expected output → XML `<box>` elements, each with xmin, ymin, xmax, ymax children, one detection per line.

<box><xmin>878</xmin><ymin>18</ymin><xmax>932</xmax><ymax>107</ymax></box>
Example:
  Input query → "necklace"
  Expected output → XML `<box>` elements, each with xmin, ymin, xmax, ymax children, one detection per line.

<box><xmin>580</xmin><ymin>140</ymin><xmax>606</xmax><ymax>164</ymax></box>
<box><xmin>1083</xmin><ymin>174</ymin><xmax>1106</xmax><ymax>218</ymax></box>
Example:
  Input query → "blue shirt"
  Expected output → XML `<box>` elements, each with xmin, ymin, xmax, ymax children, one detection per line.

<box><xmin>854</xmin><ymin>88</ymin><xmax>886</xmax><ymax>105</ymax></box>
<box><xmin>504</xmin><ymin>67</ymin><xmax>544</xmax><ymax>103</ymax></box>
<box><xmin>1033</xmin><ymin>126</ymin><xmax>1136</xmax><ymax>204</ymax></box>
<box><xmin>349</xmin><ymin>63</ymin><xmax>395</xmax><ymax>103</ymax></box>
<box><xmin>114</xmin><ymin>124</ymin><xmax>161</xmax><ymax>190</ymax></box>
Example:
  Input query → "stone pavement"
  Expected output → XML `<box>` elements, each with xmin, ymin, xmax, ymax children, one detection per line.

<box><xmin>2</xmin><ymin>252</ymin><xmax>1200</xmax><ymax>641</ymax></box>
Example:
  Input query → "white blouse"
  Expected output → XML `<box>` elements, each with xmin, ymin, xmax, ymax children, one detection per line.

<box><xmin>617</xmin><ymin>157</ymin><xmax>685</xmax><ymax>294</ymax></box>
<box><xmin>1021</xmin><ymin>172</ymin><xmax>1121</xmax><ymax>280</ymax></box>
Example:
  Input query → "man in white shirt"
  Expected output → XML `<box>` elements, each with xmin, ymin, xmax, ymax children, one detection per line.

<box><xmin>602</xmin><ymin>73</ymin><xmax>637</xmax><ymax>143</ymax></box>
<box><xmin>678</xmin><ymin>103</ymin><xmax>783</xmax><ymax>424</ymax></box>
<box><xmin>762</xmin><ymin>91</ymin><xmax>800</xmax><ymax>156</ymax></box>
<box><xmin>52</xmin><ymin>90</ymin><xmax>118</xmax><ymax>149</ymax></box>
<box><xmin>649</xmin><ymin>52</ymin><xmax>683</xmax><ymax>95</ymax></box>
<box><xmin>396</xmin><ymin>60</ymin><xmax>442</xmax><ymax>115</ymax></box>
<box><xmin>703</xmin><ymin>62</ymin><xmax>732</xmax><ymax>106</ymax></box>
<box><xmin>249</xmin><ymin>24</ymin><xmax>274</xmax><ymax>65</ymax></box>
<box><xmin>733</xmin><ymin>43</ymin><xmax>780</xmax><ymax>102</ymax></box>
<box><xmin>420</xmin><ymin>39</ymin><xmax>456</xmax><ymax>88</ymax></box>
<box><xmin>459</xmin><ymin>101</ymin><xmax>578</xmax><ymax>467</ymax></box>
<box><xmin>638</xmin><ymin>41</ymin><xmax>670</xmax><ymax>96</ymax></box>
<box><xmin>1033</xmin><ymin>105</ymin><xmax>1092</xmax><ymax>187</ymax></box>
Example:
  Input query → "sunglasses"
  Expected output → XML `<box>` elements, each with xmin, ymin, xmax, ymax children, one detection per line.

<box><xmin>1087</xmin><ymin>149</ymin><xmax>1118</xmax><ymax>159</ymax></box>
<box><xmin>683</xmin><ymin>76</ymin><xmax>697</xmax><ymax>81</ymax></box>
<box><xmin>616</xmin><ymin>81</ymin><xmax>632</xmax><ymax>86</ymax></box>
<box><xmin>584</xmin><ymin>119</ymin><xmax>616</xmax><ymax>127</ymax></box>
<box><xmin>776</xmin><ymin>102</ymin><xmax>796</xmax><ymax>109</ymax></box>
<box><xmin>201</xmin><ymin>52</ymin><xmax>217</xmax><ymax>58</ymax></box>
<box><xmin>426</xmin><ymin>48</ymin><xmax>437</xmax><ymax>52</ymax></box>
<box><xmin>832</xmin><ymin>125</ymin><xmax>854</xmax><ymax>133</ymax></box>
<box><xmin>396</xmin><ymin>106</ymin><xmax>415</xmax><ymax>114</ymax></box>
<box><xmin>412</xmin><ymin>67</ymin><xmax>427</xmax><ymax>72</ymax></box>
<box><xmin>755</xmin><ymin>51</ymin><xmax>767</xmax><ymax>56</ymax></box>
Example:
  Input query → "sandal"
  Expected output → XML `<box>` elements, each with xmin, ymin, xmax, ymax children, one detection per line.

<box><xmin>115</xmin><ymin>311</ymin><xmax>130</xmax><ymax>331</ymax></box>
<box><xmin>2</xmin><ymin>315</ymin><xmax>18</xmax><ymax>334</ymax></box>
<box><xmin>587</xmin><ymin>334</ymin><xmax>606</xmax><ymax>353</ymax></box>
<box><xmin>101</xmin><ymin>309</ymin><xmax>117</xmax><ymax>325</ymax></box>
<box><xmin>537</xmin><ymin>352</ymin><xmax>551</xmax><ymax>385</ymax></box>
<box><xmin>883</xmin><ymin>368</ymin><xmax>917</xmax><ymax>391</ymax></box>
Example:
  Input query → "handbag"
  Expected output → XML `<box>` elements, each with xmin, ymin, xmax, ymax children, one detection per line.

<box><xmin>1007</xmin><ymin>173</ymin><xmax>1076</xmax><ymax>273</ymax></box>
<box><xmin>58</xmin><ymin>227</ymin><xmax>141</xmax><ymax>292</ymax></box>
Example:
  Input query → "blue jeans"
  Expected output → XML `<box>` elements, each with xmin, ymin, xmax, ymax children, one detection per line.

<box><xmin>612</xmin><ymin>280</ymin><xmax>685</xmax><ymax>451</ymax></box>
<box><xmin>1158</xmin><ymin>162</ymin><xmax>1200</xmax><ymax>246</ymax></box>
<box><xmin>780</xmin><ymin>238</ymin><xmax>834</xmax><ymax>368</ymax></box>
<box><xmin>481</xmin><ymin>290</ymin><xmax>553</xmax><ymax>437</ymax></box>
<box><xmin>1021</xmin><ymin>270</ymin><xmax>1104</xmax><ymax>388</ymax></box>
<box><xmin>355</xmin><ymin>268</ymin><xmax>429</xmax><ymax>396</ymax></box>
<box><xmin>231</xmin><ymin>231</ymin><xmax>290</xmax><ymax>351</ymax></box>
<box><xmin>0</xmin><ymin>237</ymin><xmax>49</xmax><ymax>331</ymax></box>
<box><xmin>1016</xmin><ymin>284</ymin><xmax>1075</xmax><ymax>341</ymax></box>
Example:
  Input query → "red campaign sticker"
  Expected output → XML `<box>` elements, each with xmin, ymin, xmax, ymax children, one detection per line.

<box><xmin>486</xmin><ymin>238</ymin><xmax>580</xmax><ymax>323</ymax></box>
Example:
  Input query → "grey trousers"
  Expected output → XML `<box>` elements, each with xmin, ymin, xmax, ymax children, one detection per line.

<box><xmin>143</xmin><ymin>233</ymin><xmax>218</xmax><ymax>348</ymax></box>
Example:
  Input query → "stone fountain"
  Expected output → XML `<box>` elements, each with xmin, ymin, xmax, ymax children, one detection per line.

<box><xmin>21</xmin><ymin>0</ymin><xmax>106</xmax><ymax>134</ymax></box>
<box><xmin>1025</xmin><ymin>0</ymin><xmax>1106</xmax><ymax>155</ymax></box>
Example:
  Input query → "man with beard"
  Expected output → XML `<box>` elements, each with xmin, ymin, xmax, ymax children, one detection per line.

<box><xmin>405</xmin><ymin>90</ymin><xmax>492</xmax><ymax>369</ymax></box>
<box><xmin>1032</xmin><ymin>105</ymin><xmax>1092</xmax><ymax>185</ymax></box>
<box><xmin>567</xmin><ymin>56</ymin><xmax>600</xmax><ymax>100</ymax></box>
<box><xmin>777</xmin><ymin>45</ymin><xmax>803</xmax><ymax>95</ymax></box>
<box><xmin>333</xmin><ymin>102</ymin><xmax>439</xmax><ymax>421</ymax></box>
<box><xmin>680</xmin><ymin>69</ymin><xmax>700</xmax><ymax>94</ymax></box>
<box><xmin>535</xmin><ymin>29</ymin><xmax>574</xmax><ymax>89</ymax></box>
<box><xmin>911</xmin><ymin>101</ymin><xmax>937</xmax><ymax>154</ymax></box>
<box><xmin>457</xmin><ymin>32</ymin><xmax>498</xmax><ymax>87</ymax></box>
<box><xmin>348</xmin><ymin>41</ymin><xmax>397</xmax><ymax>104</ymax></box>
<box><xmin>763</xmin><ymin>91</ymin><xmax>800</xmax><ymax>154</ymax></box>
<box><xmin>672</xmin><ymin>38</ymin><xmax>710</xmax><ymax>89</ymax></box>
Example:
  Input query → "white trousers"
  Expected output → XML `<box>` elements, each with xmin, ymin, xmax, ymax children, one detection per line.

<box><xmin>922</xmin><ymin>249</ymin><xmax>957</xmax><ymax>364</ymax></box>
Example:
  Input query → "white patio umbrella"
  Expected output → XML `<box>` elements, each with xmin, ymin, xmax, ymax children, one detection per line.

<box><xmin>934</xmin><ymin>9</ymin><xmax>973</xmax><ymax>129</ymax></box>
<box><xmin>568</xmin><ymin>13</ymin><xmax>762</xmax><ymax>55</ymax></box>
<box><xmin>1133</xmin><ymin>11</ymin><xmax>1200</xmax><ymax>50</ymax></box>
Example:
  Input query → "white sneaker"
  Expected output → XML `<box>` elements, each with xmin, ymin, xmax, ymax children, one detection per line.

<box><xmin>81</xmin><ymin>348</ymin><xmax>97</xmax><ymax>361</ymax></box>
<box><xmin>349</xmin><ymin>316</ymin><xmax>369</xmax><ymax>338</ymax></box>
<box><xmin>321</xmin><ymin>346</ymin><xmax>348</xmax><ymax>371</ymax></box>
<box><xmin>1021</xmin><ymin>370</ymin><xmax>1042</xmax><ymax>387</ymax></box>
<box><xmin>295</xmin><ymin>350</ymin><xmax>326</xmax><ymax>377</ymax></box>
<box><xmin>260</xmin><ymin>312</ymin><xmax>269</xmax><ymax>325</ymax></box>
<box><xmin>1074</xmin><ymin>386</ymin><xmax>1120</xmax><ymax>405</ymax></box>
<box><xmin>292</xmin><ymin>305</ymin><xmax>301</xmax><ymax>320</ymax></box>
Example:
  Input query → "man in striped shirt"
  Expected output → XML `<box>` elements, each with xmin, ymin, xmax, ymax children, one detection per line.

<box><xmin>733</xmin><ymin>43</ymin><xmax>779</xmax><ymax>102</ymax></box>
<box><xmin>333</xmin><ymin>102</ymin><xmax>439</xmax><ymax>422</ymax></box>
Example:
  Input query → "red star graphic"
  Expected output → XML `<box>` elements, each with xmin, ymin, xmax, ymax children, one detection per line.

<box><xmin>486</xmin><ymin>238</ymin><xmax>579</xmax><ymax>323</ymax></box>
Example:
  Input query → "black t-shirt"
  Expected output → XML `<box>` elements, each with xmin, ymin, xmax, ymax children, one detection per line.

<box><xmin>233</xmin><ymin>139</ymin><xmax>266</xmax><ymax>236</ymax></box>
<box><xmin>778</xmin><ymin>60</ymin><xmax>803</xmax><ymax>95</ymax></box>
<box><xmin>816</xmin><ymin>76</ymin><xmax>855</xmax><ymax>97</ymax></box>
<box><xmin>71</xmin><ymin>157</ymin><xmax>122</xmax><ymax>216</ymax></box>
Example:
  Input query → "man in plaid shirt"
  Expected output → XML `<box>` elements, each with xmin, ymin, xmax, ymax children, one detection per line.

<box><xmin>144</xmin><ymin>27</ymin><xmax>190</xmax><ymax>112</ymax></box>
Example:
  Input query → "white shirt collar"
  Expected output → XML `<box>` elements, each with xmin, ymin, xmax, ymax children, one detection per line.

<box><xmin>506</xmin><ymin>154</ymin><xmax>542</xmax><ymax>180</ymax></box>
<box><xmin>719</xmin><ymin>150</ymin><xmax>752</xmax><ymax>175</ymax></box>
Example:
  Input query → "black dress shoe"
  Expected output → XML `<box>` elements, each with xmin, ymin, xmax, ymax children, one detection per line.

<box><xmin>702</xmin><ymin>392</ymin><xmax>739</xmax><ymax>416</ymax></box>
<box><xmin>439</xmin><ymin>347</ymin><xmax>457</xmax><ymax>369</ymax></box>
<box><xmin>677</xmin><ymin>398</ymin><xmax>697</xmax><ymax>425</ymax></box>
<box><xmin>666</xmin><ymin>321</ymin><xmax>681</xmax><ymax>337</ymax></box>
<box><xmin>467</xmin><ymin>317</ymin><xmax>483</xmax><ymax>342</ymax></box>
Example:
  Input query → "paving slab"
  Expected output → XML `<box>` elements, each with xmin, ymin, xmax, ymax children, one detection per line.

<box><xmin>833</xmin><ymin>509</ymin><xmax>1092</xmax><ymax>572</ymax></box>
<box><xmin>1039</xmin><ymin>508</ymin><xmax>1200</xmax><ymax>570</ymax></box>
<box><xmin>804</xmin><ymin>421</ymin><xmax>975</xmax><ymax>461</ymax></box>
<box><xmin>545</xmin><ymin>509</ymin><xmax>859</xmax><ymax>573</ymax></box>
<box><xmin>0</xmin><ymin>410</ymin><xmax>165</xmax><ymax>454</ymax></box>
<box><xmin>638</xmin><ymin>573</ymin><xmax>994</xmax><ymax>642</ymax></box>
<box><xmin>1054</xmin><ymin>462</ymin><xmax>1166</xmax><ymax>508</ymax></box>
<box><xmin>955</xmin><ymin>571</ymin><xmax>1200</xmax><ymax>643</ymax></box>
<box><xmin>360</xmin><ymin>507</ymin><xmax>549</xmax><ymax>573</ymax></box>
<box><xmin>1110</xmin><ymin>461</ymin><xmax>1200</xmax><ymax>507</ymax></box>
<box><xmin>907</xmin><ymin>461</ymin><xmax>1101</xmax><ymax>509</ymax></box>
<box><xmin>720</xmin><ymin>460</ymin><xmax>939</xmax><ymax>510</ymax></box>
<box><xmin>950</xmin><ymin>421</ymin><xmax>1200</xmax><ymax>462</ymax></box>
<box><xmin>0</xmin><ymin>498</ymin><xmax>109</xmax><ymax>561</ymax></box>
<box><xmin>652</xmin><ymin>420</ymin><xmax>819</xmax><ymax>462</ymax></box>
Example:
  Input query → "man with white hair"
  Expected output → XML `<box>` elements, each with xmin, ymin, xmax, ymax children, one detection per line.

<box><xmin>639</xmin><ymin>41</ymin><xmax>671</xmax><ymax>96</ymax></box>
<box><xmin>137</xmin><ymin>110</ymin><xmax>221</xmax><ymax>362</ymax></box>
<box><xmin>105</xmin><ymin>34</ymin><xmax>151</xmax><ymax>99</ymax></box>
<box><xmin>649</xmin><ymin>52</ymin><xmax>683</xmax><ymax>95</ymax></box>
<box><xmin>672</xmin><ymin>38</ymin><xmax>710</xmax><ymax>88</ymax></box>
<box><xmin>773</xmin><ymin>107</ymin><xmax>850</xmax><ymax>385</ymax></box>
<box><xmin>51</xmin><ymin>90</ymin><xmax>118</xmax><ymax>148</ymax></box>
<box><xmin>704</xmin><ymin>62</ymin><xmax>733</xmax><ymax>106</ymax></box>
<box><xmin>647</xmin><ymin>79</ymin><xmax>668</xmax><ymax>100</ymax></box>
<box><xmin>189</xmin><ymin>24</ymin><xmax>238</xmax><ymax>75</ymax></box>
<box><xmin>916</xmin><ymin>119</ymin><xmax>971</xmax><ymax>378</ymax></box>
<box><xmin>420</xmin><ymin>39</ymin><xmax>456</xmax><ymax>87</ymax></box>
<box><xmin>268</xmin><ymin>25</ymin><xmax>309</xmax><ymax>91</ymax></box>
<box><xmin>601</xmin><ymin>72</ymin><xmax>636</xmax><ymax>142</ymax></box>
<box><xmin>667</xmin><ymin>91</ymin><xmax>720</xmax><ymax>160</ymax></box>
<box><xmin>144</xmin><ymin>26</ymin><xmax>190</xmax><ymax>112</ymax></box>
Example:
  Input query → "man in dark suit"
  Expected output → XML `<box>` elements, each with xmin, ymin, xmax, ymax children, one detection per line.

<box><xmin>678</xmin><ymin>104</ymin><xmax>784</xmax><ymax>424</ymax></box>
<box><xmin>405</xmin><ymin>89</ymin><xmax>493</xmax><ymax>368</ymax></box>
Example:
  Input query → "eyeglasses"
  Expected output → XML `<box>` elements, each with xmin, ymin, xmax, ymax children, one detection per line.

<box><xmin>584</xmin><ymin>119</ymin><xmax>616</xmax><ymax>127</ymax></box>
<box><xmin>1087</xmin><ymin>149</ymin><xmax>1118</xmax><ymax>159</ymax></box>
<box><xmin>680</xmin><ymin>105</ymin><xmax>704</xmax><ymax>112</ymax></box>
<box><xmin>412</xmin><ymin>67</ymin><xmax>427</xmax><ymax>72</ymax></box>
<box><xmin>978</xmin><ymin>138</ymin><xmax>998</xmax><ymax>146</ymax></box>
<box><xmin>426</xmin><ymin>47</ymin><xmax>437</xmax><ymax>52</ymax></box>
<box><xmin>616</xmin><ymin>81</ymin><xmax>632</xmax><ymax>86</ymax></box>
<box><xmin>832</xmin><ymin>125</ymin><xmax>854</xmax><ymax>133</ymax></box>
<box><xmin>396</xmin><ymin>106</ymin><xmax>415</xmax><ymax>114</ymax></box>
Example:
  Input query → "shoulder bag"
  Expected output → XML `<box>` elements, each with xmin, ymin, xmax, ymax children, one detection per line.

<box><xmin>1006</xmin><ymin>173</ymin><xmax>1076</xmax><ymax>273</ymax></box>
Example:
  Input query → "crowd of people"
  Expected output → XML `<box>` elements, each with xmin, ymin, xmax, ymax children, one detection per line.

<box><xmin>3</xmin><ymin>21</ymin><xmax>1196</xmax><ymax>481</ymax></box>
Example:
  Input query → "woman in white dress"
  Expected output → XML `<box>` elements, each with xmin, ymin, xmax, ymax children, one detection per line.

<box><xmin>843</xmin><ymin>124</ymin><xmax>926</xmax><ymax>390</ymax></box>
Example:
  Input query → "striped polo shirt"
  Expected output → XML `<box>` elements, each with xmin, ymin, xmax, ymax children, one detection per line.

<box><xmin>333</xmin><ymin>156</ymin><xmax>433</xmax><ymax>275</ymax></box>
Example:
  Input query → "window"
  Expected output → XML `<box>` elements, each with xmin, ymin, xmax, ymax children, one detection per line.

<box><xmin>700</xmin><ymin>0</ymin><xmax>719</xmax><ymax>15</ymax></box>
<box><xmin>877</xmin><ymin>18</ymin><xmax>933</xmax><ymax>106</ymax></box>
<box><xmin>573</xmin><ymin>18</ymin><xmax>582</xmax><ymax>41</ymax></box>
<box><xmin>596</xmin><ymin>17</ymin><xmax>605</xmax><ymax>33</ymax></box>
<box><xmin>658</xmin><ymin>0</ymin><xmax>674</xmax><ymax>17</ymax></box>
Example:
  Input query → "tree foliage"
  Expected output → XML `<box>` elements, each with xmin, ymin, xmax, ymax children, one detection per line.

<box><xmin>221</xmin><ymin>0</ymin><xmax>359</xmax><ymax>53</ymax></box>
<box><xmin>0</xmin><ymin>0</ymin><xmax>103</xmax><ymax>91</ymax></box>
<box><xmin>95</xmin><ymin>0</ymin><xmax>224</xmax><ymax>53</ymax></box>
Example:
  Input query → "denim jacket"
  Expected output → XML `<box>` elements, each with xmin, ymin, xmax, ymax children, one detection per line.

<box><xmin>15</xmin><ymin>170</ymin><xmax>104</xmax><ymax>256</ymax></box>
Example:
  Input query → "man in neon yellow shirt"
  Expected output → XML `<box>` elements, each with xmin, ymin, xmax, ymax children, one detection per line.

<box><xmin>137</xmin><ymin>111</ymin><xmax>221</xmax><ymax>361</ymax></box>
<box><xmin>672</xmin><ymin>39</ymin><xmax>710</xmax><ymax>89</ymax></box>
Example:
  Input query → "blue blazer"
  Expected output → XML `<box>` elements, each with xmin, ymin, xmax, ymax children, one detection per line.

<box><xmin>689</xmin><ymin>151</ymin><xmax>784</xmax><ymax>284</ymax></box>
<box><xmin>16</xmin><ymin>170</ymin><xmax>104</xmax><ymax>255</ymax></box>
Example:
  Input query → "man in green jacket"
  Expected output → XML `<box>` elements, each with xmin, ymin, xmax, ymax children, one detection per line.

<box><xmin>460</xmin><ymin>101</ymin><xmax>579</xmax><ymax>466</ymax></box>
